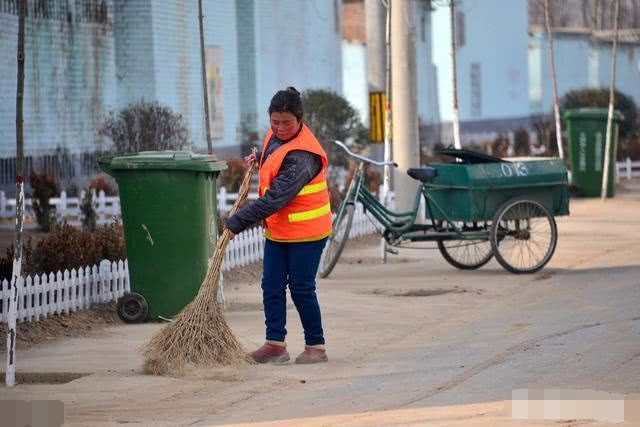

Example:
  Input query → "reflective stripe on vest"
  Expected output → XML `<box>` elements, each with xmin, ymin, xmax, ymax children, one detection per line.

<box><xmin>263</xmin><ymin>180</ymin><xmax>327</xmax><ymax>197</ymax></box>
<box><xmin>287</xmin><ymin>202</ymin><xmax>331</xmax><ymax>223</ymax></box>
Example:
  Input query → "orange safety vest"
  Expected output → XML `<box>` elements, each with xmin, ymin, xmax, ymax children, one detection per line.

<box><xmin>258</xmin><ymin>124</ymin><xmax>332</xmax><ymax>242</ymax></box>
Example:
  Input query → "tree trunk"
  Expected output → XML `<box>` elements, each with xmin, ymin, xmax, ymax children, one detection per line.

<box><xmin>601</xmin><ymin>0</ymin><xmax>620</xmax><ymax>201</ymax></box>
<box><xmin>198</xmin><ymin>0</ymin><xmax>213</xmax><ymax>154</ymax></box>
<box><xmin>7</xmin><ymin>0</ymin><xmax>26</xmax><ymax>388</ymax></box>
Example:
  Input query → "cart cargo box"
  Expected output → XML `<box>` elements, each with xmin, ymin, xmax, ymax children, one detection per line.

<box><xmin>427</xmin><ymin>149</ymin><xmax>570</xmax><ymax>222</ymax></box>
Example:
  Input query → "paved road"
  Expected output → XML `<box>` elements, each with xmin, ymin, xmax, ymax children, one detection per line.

<box><xmin>1</xmin><ymin>182</ymin><xmax>639</xmax><ymax>426</ymax></box>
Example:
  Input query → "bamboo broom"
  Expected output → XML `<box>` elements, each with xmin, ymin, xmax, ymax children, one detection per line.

<box><xmin>143</xmin><ymin>155</ymin><xmax>257</xmax><ymax>375</ymax></box>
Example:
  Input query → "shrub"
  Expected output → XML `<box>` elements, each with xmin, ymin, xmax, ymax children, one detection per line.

<box><xmin>80</xmin><ymin>190</ymin><xmax>97</xmax><ymax>231</ymax></box>
<box><xmin>491</xmin><ymin>135</ymin><xmax>510</xmax><ymax>158</ymax></box>
<box><xmin>29</xmin><ymin>223</ymin><xmax>100</xmax><ymax>275</ymax></box>
<box><xmin>0</xmin><ymin>222</ymin><xmax>127</xmax><ymax>280</ymax></box>
<box><xmin>302</xmin><ymin>89</ymin><xmax>369</xmax><ymax>171</ymax></box>
<box><xmin>513</xmin><ymin>128</ymin><xmax>531</xmax><ymax>156</ymax></box>
<box><xmin>94</xmin><ymin>220</ymin><xmax>127</xmax><ymax>261</ymax></box>
<box><xmin>87</xmin><ymin>173</ymin><xmax>118</xmax><ymax>196</ymax></box>
<box><xmin>561</xmin><ymin>88</ymin><xmax>637</xmax><ymax>138</ymax></box>
<box><xmin>0</xmin><ymin>238</ymin><xmax>34</xmax><ymax>281</ymax></box>
<box><xmin>561</xmin><ymin>88</ymin><xmax>638</xmax><ymax>160</ymax></box>
<box><xmin>220</xmin><ymin>157</ymin><xmax>247</xmax><ymax>192</ymax></box>
<box><xmin>29</xmin><ymin>170</ymin><xmax>60</xmax><ymax>232</ymax></box>
<box><xmin>98</xmin><ymin>101</ymin><xmax>190</xmax><ymax>154</ymax></box>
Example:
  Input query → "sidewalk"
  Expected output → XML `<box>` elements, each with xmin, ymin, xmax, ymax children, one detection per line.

<box><xmin>1</xmin><ymin>185</ymin><xmax>639</xmax><ymax>426</ymax></box>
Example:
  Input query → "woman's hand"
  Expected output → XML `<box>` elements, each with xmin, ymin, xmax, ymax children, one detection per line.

<box><xmin>244</xmin><ymin>152</ymin><xmax>257</xmax><ymax>167</ymax></box>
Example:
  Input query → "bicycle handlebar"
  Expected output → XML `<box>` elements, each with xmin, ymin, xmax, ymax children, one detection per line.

<box><xmin>332</xmin><ymin>140</ymin><xmax>398</xmax><ymax>167</ymax></box>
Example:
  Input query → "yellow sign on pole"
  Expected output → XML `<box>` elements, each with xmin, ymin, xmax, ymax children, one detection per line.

<box><xmin>369</xmin><ymin>92</ymin><xmax>387</xmax><ymax>143</ymax></box>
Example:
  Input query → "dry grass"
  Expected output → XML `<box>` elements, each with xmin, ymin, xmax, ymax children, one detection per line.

<box><xmin>142</xmin><ymin>157</ymin><xmax>257</xmax><ymax>376</ymax></box>
<box><xmin>0</xmin><ymin>302</ymin><xmax>119</xmax><ymax>349</ymax></box>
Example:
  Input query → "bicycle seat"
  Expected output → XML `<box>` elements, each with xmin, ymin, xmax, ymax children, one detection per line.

<box><xmin>407</xmin><ymin>167</ymin><xmax>438</xmax><ymax>182</ymax></box>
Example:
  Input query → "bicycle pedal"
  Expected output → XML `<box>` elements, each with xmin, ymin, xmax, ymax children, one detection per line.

<box><xmin>386</xmin><ymin>247</ymin><xmax>399</xmax><ymax>255</ymax></box>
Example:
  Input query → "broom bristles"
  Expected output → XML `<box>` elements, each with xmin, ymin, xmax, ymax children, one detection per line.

<box><xmin>143</xmin><ymin>153</ymin><xmax>257</xmax><ymax>375</ymax></box>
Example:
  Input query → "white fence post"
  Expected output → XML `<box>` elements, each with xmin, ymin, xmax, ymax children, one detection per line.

<box><xmin>219</xmin><ymin>186</ymin><xmax>228</xmax><ymax>212</ymax></box>
<box><xmin>0</xmin><ymin>191</ymin><xmax>6</xmax><ymax>218</ymax></box>
<box><xmin>627</xmin><ymin>157</ymin><xmax>632</xmax><ymax>180</ymax></box>
<box><xmin>60</xmin><ymin>191</ymin><xmax>68</xmax><ymax>219</ymax></box>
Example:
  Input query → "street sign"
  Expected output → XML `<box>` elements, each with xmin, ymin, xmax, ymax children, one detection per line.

<box><xmin>369</xmin><ymin>92</ymin><xmax>387</xmax><ymax>143</ymax></box>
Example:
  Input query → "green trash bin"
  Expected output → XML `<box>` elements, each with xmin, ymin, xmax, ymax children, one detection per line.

<box><xmin>98</xmin><ymin>151</ymin><xmax>226</xmax><ymax>322</ymax></box>
<box><xmin>563</xmin><ymin>108</ymin><xmax>623</xmax><ymax>197</ymax></box>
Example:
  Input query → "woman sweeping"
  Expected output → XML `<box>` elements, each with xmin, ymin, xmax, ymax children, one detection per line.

<box><xmin>225</xmin><ymin>87</ymin><xmax>332</xmax><ymax>364</ymax></box>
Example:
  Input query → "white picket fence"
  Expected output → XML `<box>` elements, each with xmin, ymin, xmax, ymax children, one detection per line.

<box><xmin>0</xmin><ymin>204</ymin><xmax>378</xmax><ymax>323</ymax></box>
<box><xmin>0</xmin><ymin>189</ymin><xmax>121</xmax><ymax>229</ymax></box>
<box><xmin>0</xmin><ymin>187</ymin><xmax>258</xmax><ymax>229</ymax></box>
<box><xmin>0</xmin><ymin>185</ymin><xmax>389</xmax><ymax>228</ymax></box>
<box><xmin>617</xmin><ymin>158</ymin><xmax>640</xmax><ymax>181</ymax></box>
<box><xmin>0</xmin><ymin>259</ymin><xmax>129</xmax><ymax>323</ymax></box>
<box><xmin>221</xmin><ymin>202</ymin><xmax>379</xmax><ymax>271</ymax></box>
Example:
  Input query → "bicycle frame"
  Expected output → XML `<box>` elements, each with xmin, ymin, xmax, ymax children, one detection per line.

<box><xmin>338</xmin><ymin>161</ymin><xmax>489</xmax><ymax>244</ymax></box>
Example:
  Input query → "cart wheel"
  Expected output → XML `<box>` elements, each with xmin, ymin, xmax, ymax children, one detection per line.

<box><xmin>438</xmin><ymin>239</ymin><xmax>493</xmax><ymax>270</ymax></box>
<box><xmin>117</xmin><ymin>292</ymin><xmax>148</xmax><ymax>323</ymax></box>
<box><xmin>490</xmin><ymin>197</ymin><xmax>557</xmax><ymax>274</ymax></box>
<box><xmin>318</xmin><ymin>202</ymin><xmax>355</xmax><ymax>278</ymax></box>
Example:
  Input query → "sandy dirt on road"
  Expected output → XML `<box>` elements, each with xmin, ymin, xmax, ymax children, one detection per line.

<box><xmin>1</xmin><ymin>182</ymin><xmax>639</xmax><ymax>426</ymax></box>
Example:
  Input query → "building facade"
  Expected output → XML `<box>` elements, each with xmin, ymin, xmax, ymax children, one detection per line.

<box><xmin>0</xmin><ymin>0</ymin><xmax>343</xmax><ymax>194</ymax></box>
<box><xmin>431</xmin><ymin>0</ymin><xmax>640</xmax><ymax>148</ymax></box>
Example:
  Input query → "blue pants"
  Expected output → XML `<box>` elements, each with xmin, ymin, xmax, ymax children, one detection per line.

<box><xmin>261</xmin><ymin>237</ymin><xmax>327</xmax><ymax>345</ymax></box>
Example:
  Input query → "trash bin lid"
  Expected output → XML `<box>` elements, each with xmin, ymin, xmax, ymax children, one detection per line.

<box><xmin>102</xmin><ymin>151</ymin><xmax>227</xmax><ymax>172</ymax></box>
<box><xmin>563</xmin><ymin>108</ymin><xmax>624</xmax><ymax>121</ymax></box>
<box><xmin>434</xmin><ymin>147</ymin><xmax>505</xmax><ymax>164</ymax></box>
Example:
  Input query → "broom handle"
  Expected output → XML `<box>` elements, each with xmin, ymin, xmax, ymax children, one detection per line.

<box><xmin>227</xmin><ymin>149</ymin><xmax>257</xmax><ymax>218</ymax></box>
<box><xmin>213</xmin><ymin>148</ymin><xmax>258</xmax><ymax>257</ymax></box>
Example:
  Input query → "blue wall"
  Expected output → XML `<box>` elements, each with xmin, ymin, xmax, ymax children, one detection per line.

<box><xmin>415</xmin><ymin>0</ymin><xmax>439</xmax><ymax>127</ymax></box>
<box><xmin>253</xmin><ymin>0</ymin><xmax>343</xmax><ymax>136</ymax></box>
<box><xmin>432</xmin><ymin>0</ymin><xmax>529</xmax><ymax>123</ymax></box>
<box><xmin>0</xmin><ymin>1</ymin><xmax>117</xmax><ymax>158</ymax></box>
<box><xmin>0</xmin><ymin>0</ymin><xmax>347</xmax><ymax>168</ymax></box>
<box><xmin>530</xmin><ymin>30</ymin><xmax>640</xmax><ymax>114</ymax></box>
<box><xmin>113</xmin><ymin>0</ymin><xmax>241</xmax><ymax>153</ymax></box>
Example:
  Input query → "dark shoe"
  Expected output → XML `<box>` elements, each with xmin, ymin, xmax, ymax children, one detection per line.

<box><xmin>295</xmin><ymin>346</ymin><xmax>328</xmax><ymax>364</ymax></box>
<box><xmin>250</xmin><ymin>342</ymin><xmax>290</xmax><ymax>363</ymax></box>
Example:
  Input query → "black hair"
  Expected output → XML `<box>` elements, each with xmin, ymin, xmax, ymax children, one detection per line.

<box><xmin>268</xmin><ymin>87</ymin><xmax>303</xmax><ymax>121</ymax></box>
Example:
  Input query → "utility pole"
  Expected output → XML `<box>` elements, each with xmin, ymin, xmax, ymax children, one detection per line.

<box><xmin>449</xmin><ymin>0</ymin><xmax>461</xmax><ymax>149</ymax></box>
<box><xmin>198</xmin><ymin>0</ymin><xmax>213</xmax><ymax>154</ymax></box>
<box><xmin>366</xmin><ymin>0</ymin><xmax>393</xmax><ymax>263</ymax></box>
<box><xmin>544</xmin><ymin>0</ymin><xmax>565</xmax><ymax>159</ymax></box>
<box><xmin>391</xmin><ymin>0</ymin><xmax>419</xmax><ymax>211</ymax></box>
<box><xmin>365</xmin><ymin>0</ymin><xmax>386</xmax><ymax>92</ymax></box>
<box><xmin>365</xmin><ymin>0</ymin><xmax>389</xmax><ymax>171</ymax></box>
<box><xmin>7</xmin><ymin>0</ymin><xmax>26</xmax><ymax>388</ymax></box>
<box><xmin>601</xmin><ymin>0</ymin><xmax>620</xmax><ymax>201</ymax></box>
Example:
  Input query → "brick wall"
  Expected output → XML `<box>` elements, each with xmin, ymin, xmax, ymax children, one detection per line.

<box><xmin>343</xmin><ymin>0</ymin><xmax>365</xmax><ymax>42</ymax></box>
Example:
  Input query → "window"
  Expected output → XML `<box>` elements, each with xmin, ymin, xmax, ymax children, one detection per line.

<box><xmin>456</xmin><ymin>11</ymin><xmax>465</xmax><ymax>47</ymax></box>
<box><xmin>470</xmin><ymin>63</ymin><xmax>481</xmax><ymax>117</ymax></box>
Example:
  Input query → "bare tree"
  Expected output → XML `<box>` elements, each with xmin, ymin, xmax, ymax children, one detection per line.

<box><xmin>6</xmin><ymin>0</ymin><xmax>26</xmax><ymax>388</ymax></box>
<box><xmin>601</xmin><ymin>0</ymin><xmax>621</xmax><ymax>201</ymax></box>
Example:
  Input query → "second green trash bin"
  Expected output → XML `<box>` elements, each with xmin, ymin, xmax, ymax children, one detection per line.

<box><xmin>563</xmin><ymin>108</ymin><xmax>623</xmax><ymax>197</ymax></box>
<box><xmin>99</xmin><ymin>151</ymin><xmax>227</xmax><ymax>322</ymax></box>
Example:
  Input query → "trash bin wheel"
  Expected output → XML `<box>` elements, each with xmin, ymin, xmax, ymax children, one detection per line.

<box><xmin>117</xmin><ymin>292</ymin><xmax>149</xmax><ymax>323</ymax></box>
